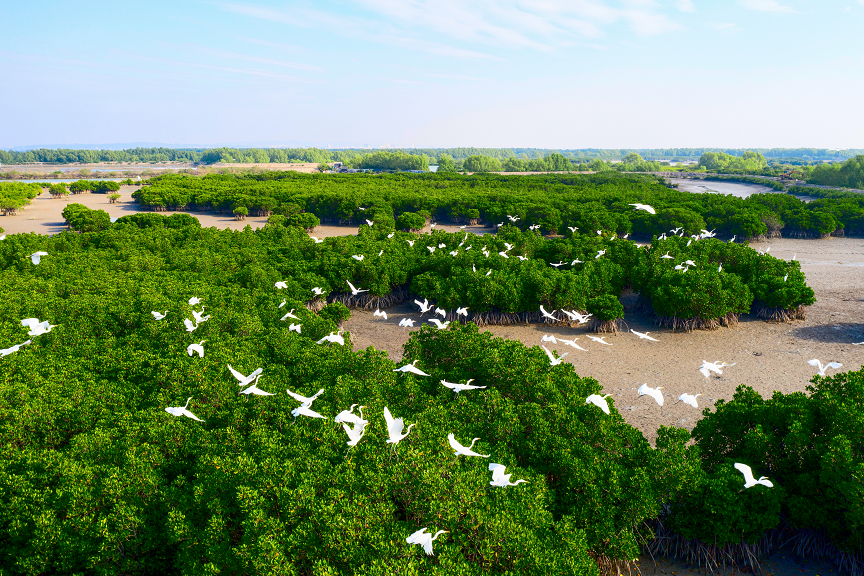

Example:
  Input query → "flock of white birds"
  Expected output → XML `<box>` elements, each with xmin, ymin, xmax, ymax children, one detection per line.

<box><xmin>2</xmin><ymin>206</ymin><xmax>854</xmax><ymax>556</ymax></box>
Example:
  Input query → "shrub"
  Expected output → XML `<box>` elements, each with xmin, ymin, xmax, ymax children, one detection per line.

<box><xmin>318</xmin><ymin>301</ymin><xmax>351</xmax><ymax>325</ymax></box>
<box><xmin>396</xmin><ymin>211</ymin><xmax>425</xmax><ymax>231</ymax></box>
<box><xmin>288</xmin><ymin>212</ymin><xmax>320</xmax><ymax>231</ymax></box>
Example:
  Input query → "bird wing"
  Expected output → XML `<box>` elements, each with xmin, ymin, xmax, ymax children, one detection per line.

<box><xmin>734</xmin><ymin>463</ymin><xmax>755</xmax><ymax>485</ymax></box>
<box><xmin>699</xmin><ymin>366</ymin><xmax>711</xmax><ymax>378</ymax></box>
<box><xmin>182</xmin><ymin>409</ymin><xmax>205</xmax><ymax>422</ymax></box>
<box><xmin>489</xmin><ymin>463</ymin><xmax>506</xmax><ymax>483</ymax></box>
<box><xmin>541</xmin><ymin>345</ymin><xmax>556</xmax><ymax>362</ymax></box>
<box><xmin>383</xmin><ymin>407</ymin><xmax>395</xmax><ymax>433</ymax></box>
<box><xmin>20</xmin><ymin>318</ymin><xmax>40</xmax><ymax>328</ymax></box>
<box><xmin>422</xmin><ymin>537</ymin><xmax>435</xmax><ymax>556</ymax></box>
<box><xmin>447</xmin><ymin>434</ymin><xmax>464</xmax><ymax>452</ymax></box>
<box><xmin>406</xmin><ymin>528</ymin><xmax>428</xmax><ymax>544</ymax></box>
<box><xmin>807</xmin><ymin>359</ymin><xmax>822</xmax><ymax>369</ymax></box>
<box><xmin>826</xmin><ymin>362</ymin><xmax>843</xmax><ymax>370</ymax></box>
<box><xmin>347</xmin><ymin>280</ymin><xmax>357</xmax><ymax>292</ymax></box>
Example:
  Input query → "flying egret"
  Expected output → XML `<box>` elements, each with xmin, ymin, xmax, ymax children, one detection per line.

<box><xmin>660</xmin><ymin>252</ymin><xmax>673</xmax><ymax>259</ymax></box>
<box><xmin>292</xmin><ymin>403</ymin><xmax>325</xmax><ymax>420</ymax></box>
<box><xmin>346</xmin><ymin>280</ymin><xmax>368</xmax><ymax>296</ymax></box>
<box><xmin>567</xmin><ymin>226</ymin><xmax>578</xmax><ymax>233</ymax></box>
<box><xmin>595</xmin><ymin>250</ymin><xmax>606</xmax><ymax>259</ymax></box>
<box><xmin>312</xmin><ymin>287</ymin><xmax>325</xmax><ymax>296</ymax></box>
<box><xmin>440</xmin><ymin>378</ymin><xmax>487</xmax><ymax>394</ymax></box>
<box><xmin>286</xmin><ymin>388</ymin><xmax>324</xmax><ymax>407</ymax></box>
<box><xmin>186</xmin><ymin>340</ymin><xmax>206</xmax><ymax>358</ymax></box>
<box><xmin>406</xmin><ymin>239</ymin><xmax>415</xmax><ymax>247</ymax></box>
<box><xmin>699</xmin><ymin>360</ymin><xmax>735</xmax><ymax>378</ymax></box>
<box><xmin>456</xmin><ymin>307</ymin><xmax>469</xmax><ymax>317</ymax></box>
<box><xmin>449</xmin><ymin>250</ymin><xmax>458</xmax><ymax>257</ymax></box>
<box><xmin>489</xmin><ymin>463</ymin><xmax>528</xmax><ymax>487</ymax></box>
<box><xmin>365</xmin><ymin>219</ymin><xmax>373</xmax><ymax>226</ymax></box>
<box><xmin>428</xmin><ymin>318</ymin><xmax>450</xmax><ymax>330</ymax></box>
<box><xmin>541</xmin><ymin>334</ymin><xmax>557</xmax><ymax>344</ymax></box>
<box><xmin>550</xmin><ymin>261</ymin><xmax>565</xmax><ymax>268</ymax></box>
<box><xmin>1</xmin><ymin>339</ymin><xmax>31</xmax><ymax>357</ymax></box>
<box><xmin>317</xmin><ymin>332</ymin><xmax>345</xmax><ymax>345</ymax></box>
<box><xmin>188</xmin><ymin>297</ymin><xmax>201</xmax><ymax>306</ymax></box>
<box><xmin>519</xmin><ymin>255</ymin><xmax>529</xmax><ymax>261</ymax></box>
<box><xmin>334</xmin><ymin>404</ymin><xmax>366</xmax><ymax>425</ymax></box>
<box><xmin>556</xmin><ymin>338</ymin><xmax>587</xmax><ymax>351</ymax></box>
<box><xmin>808</xmin><ymin>359</ymin><xmax>842</xmax><ymax>376</ymax></box>
<box><xmin>406</xmin><ymin>528</ymin><xmax>448</xmax><ymax>556</ymax></box>
<box><xmin>448</xmin><ymin>434</ymin><xmax>490</xmax><ymax>457</ymax></box>
<box><xmin>674</xmin><ymin>264</ymin><xmax>689</xmax><ymax>272</ymax></box>
<box><xmin>427</xmin><ymin>246</ymin><xmax>436</xmax><ymax>254</ymax></box>
<box><xmin>586</xmin><ymin>335</ymin><xmax>611</xmax><ymax>345</ymax></box>
<box><xmin>289</xmin><ymin>323</ymin><xmax>302</xmax><ymax>333</ymax></box>
<box><xmin>310</xmin><ymin>236</ymin><xmax>324</xmax><ymax>243</ymax></box>
<box><xmin>275</xmin><ymin>281</ymin><xmax>288</xmax><ymax>289</ymax></box>
<box><xmin>240</xmin><ymin>376</ymin><xmax>274</xmax><ymax>396</ymax></box>
<box><xmin>430</xmin><ymin>223</ymin><xmax>436</xmax><ymax>228</ymax></box>
<box><xmin>342</xmin><ymin>419</ymin><xmax>369</xmax><ymax>447</ymax></box>
<box><xmin>165</xmin><ymin>397</ymin><xmax>205</xmax><ymax>422</ymax></box>
<box><xmin>637</xmin><ymin>384</ymin><xmax>664</xmax><ymax>406</ymax></box>
<box><xmin>483</xmin><ymin>250</ymin><xmax>490</xmax><ymax>257</ymax></box>
<box><xmin>631</xmin><ymin>330</ymin><xmax>659</xmax><ymax>342</ymax></box>
<box><xmin>415</xmin><ymin>298</ymin><xmax>432</xmax><ymax>314</ymax></box>
<box><xmin>30</xmin><ymin>251</ymin><xmax>49</xmax><ymax>265</ymax></box>
<box><xmin>438</xmin><ymin>243</ymin><xmax>446</xmax><ymax>249</ymax></box>
<box><xmin>398</xmin><ymin>318</ymin><xmax>416</xmax><ymax>327</ymax></box>
<box><xmin>434</xmin><ymin>307</ymin><xmax>446</xmax><ymax>318</ymax></box>
<box><xmin>151</xmin><ymin>311</ymin><xmax>168</xmax><ymax>320</ymax></box>
<box><xmin>678</xmin><ymin>393</ymin><xmax>702</xmax><ymax>408</ymax></box>
<box><xmin>387</xmin><ymin>233</ymin><xmax>394</xmax><ymax>239</ymax></box>
<box><xmin>507</xmin><ymin>215</ymin><xmax>520</xmax><ymax>222</ymax></box>
<box><xmin>183</xmin><ymin>318</ymin><xmax>198</xmax><ymax>332</ymax></box>
<box><xmin>541</xmin><ymin>345</ymin><xmax>568</xmax><ymax>366</ymax></box>
<box><xmin>373</xmin><ymin>309</ymin><xmax>388</xmax><ymax>320</ymax></box>
<box><xmin>539</xmin><ymin>305</ymin><xmax>557</xmax><ymax>321</ymax></box>
<box><xmin>684</xmin><ymin>259</ymin><xmax>696</xmax><ymax>267</ymax></box>
<box><xmin>351</xmin><ymin>254</ymin><xmax>364</xmax><ymax>262</ymax></box>
<box><xmin>192</xmin><ymin>308</ymin><xmax>211</xmax><ymax>324</ymax></box>
<box><xmin>384</xmin><ymin>406</ymin><xmax>415</xmax><ymax>444</ymax></box>
<box><xmin>586</xmin><ymin>394</ymin><xmax>612</xmax><ymax>415</ymax></box>
<box><xmin>629</xmin><ymin>203</ymin><xmax>656</xmax><ymax>214</ymax></box>
<box><xmin>394</xmin><ymin>360</ymin><xmax>429</xmax><ymax>376</ymax></box>
<box><xmin>734</xmin><ymin>463</ymin><xmax>774</xmax><ymax>489</ymax></box>
<box><xmin>227</xmin><ymin>365</ymin><xmax>263</xmax><ymax>387</ymax></box>
<box><xmin>498</xmin><ymin>251</ymin><xmax>509</xmax><ymax>258</ymax></box>
<box><xmin>281</xmin><ymin>309</ymin><xmax>299</xmax><ymax>321</ymax></box>
<box><xmin>20</xmin><ymin>318</ymin><xmax>56</xmax><ymax>336</ymax></box>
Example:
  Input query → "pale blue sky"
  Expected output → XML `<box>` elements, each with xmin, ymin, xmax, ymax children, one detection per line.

<box><xmin>1</xmin><ymin>0</ymin><xmax>861</xmax><ymax>149</ymax></box>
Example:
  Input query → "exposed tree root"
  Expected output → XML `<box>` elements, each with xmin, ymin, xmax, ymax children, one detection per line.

<box><xmin>327</xmin><ymin>285</ymin><xmax>411</xmax><ymax>310</ymax></box>
<box><xmin>589</xmin><ymin>552</ymin><xmax>639</xmax><ymax>576</ymax></box>
<box><xmin>754</xmin><ymin>304</ymin><xmax>807</xmax><ymax>322</ymax></box>
<box><xmin>305</xmin><ymin>298</ymin><xmax>326</xmax><ymax>312</ymax></box>
<box><xmin>783</xmin><ymin>230</ymin><xmax>832</xmax><ymax>239</ymax></box>
<box><xmin>589</xmin><ymin>318</ymin><xmax>623</xmax><ymax>333</ymax></box>
<box><xmin>653</xmin><ymin>312</ymin><xmax>739</xmax><ymax>332</ymax></box>
<box><xmin>469</xmin><ymin>310</ymin><xmax>542</xmax><ymax>327</ymax></box>
<box><xmin>787</xmin><ymin>529</ymin><xmax>864</xmax><ymax>576</ymax></box>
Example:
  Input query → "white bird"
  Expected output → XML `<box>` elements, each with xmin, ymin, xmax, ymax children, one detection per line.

<box><xmin>629</xmin><ymin>203</ymin><xmax>656</xmax><ymax>214</ymax></box>
<box><xmin>165</xmin><ymin>397</ymin><xmax>205</xmax><ymax>422</ymax></box>
<box><xmin>317</xmin><ymin>331</ymin><xmax>345</xmax><ymax>345</ymax></box>
<box><xmin>311</xmin><ymin>236</ymin><xmax>324</xmax><ymax>243</ymax></box>
<box><xmin>808</xmin><ymin>359</ymin><xmax>842</xmax><ymax>376</ymax></box>
<box><xmin>596</xmin><ymin>230</ymin><xmax>603</xmax><ymax>235</ymax></box>
<box><xmin>586</xmin><ymin>394</ymin><xmax>612</xmax><ymax>414</ymax></box>
<box><xmin>186</xmin><ymin>340</ymin><xmax>206</xmax><ymax>358</ymax></box>
<box><xmin>373</xmin><ymin>309</ymin><xmax>388</xmax><ymax>320</ymax></box>
<box><xmin>278</xmin><ymin>300</ymin><xmax>286</xmax><ymax>309</ymax></box>
<box><xmin>699</xmin><ymin>360</ymin><xmax>735</xmax><ymax>378</ymax></box>
<box><xmin>556</xmin><ymin>338</ymin><xmax>587</xmax><ymax>351</ymax></box>
<box><xmin>686</xmin><ymin>239</ymin><xmax>692</xmax><ymax>246</ymax></box>
<box><xmin>151</xmin><ymin>311</ymin><xmax>168</xmax><ymax>320</ymax></box>
<box><xmin>489</xmin><ymin>463</ymin><xmax>528</xmax><ymax>487</ymax></box>
<box><xmin>286</xmin><ymin>388</ymin><xmax>324</xmax><ymax>407</ymax></box>
<box><xmin>438</xmin><ymin>243</ymin><xmax>446</xmax><ymax>249</ymax></box>
<box><xmin>399</xmin><ymin>318</ymin><xmax>415</xmax><ymax>327</ymax></box>
<box><xmin>485</xmin><ymin>269</ymin><xmax>491</xmax><ymax>276</ymax></box>
<box><xmin>637</xmin><ymin>384</ymin><xmax>664</xmax><ymax>406</ymax></box>
<box><xmin>550</xmin><ymin>261</ymin><xmax>565</xmax><ymax>268</ymax></box>
<box><xmin>719</xmin><ymin>264</ymin><xmax>723</xmax><ymax>273</ymax></box>
<box><xmin>20</xmin><ymin>318</ymin><xmax>56</xmax><ymax>336</ymax></box>
<box><xmin>240</xmin><ymin>376</ymin><xmax>274</xmax><ymax>396</ymax></box>
<box><xmin>734</xmin><ymin>463</ymin><xmax>774</xmax><ymax>489</ymax></box>
<box><xmin>507</xmin><ymin>215</ymin><xmax>520</xmax><ymax>222</ymax></box>
<box><xmin>289</xmin><ymin>323</ymin><xmax>302</xmax><ymax>333</ymax></box>
<box><xmin>387</xmin><ymin>233</ymin><xmax>395</xmax><ymax>239</ymax></box>
<box><xmin>586</xmin><ymin>335</ymin><xmax>611</xmax><ymax>345</ymax></box>
<box><xmin>365</xmin><ymin>219</ymin><xmax>373</xmax><ymax>226</ymax></box>
<box><xmin>351</xmin><ymin>254</ymin><xmax>364</xmax><ymax>261</ymax></box>
<box><xmin>570</xmin><ymin>259</ymin><xmax>583</xmax><ymax>265</ymax></box>
<box><xmin>449</xmin><ymin>250</ymin><xmax>458</xmax><ymax>257</ymax></box>
<box><xmin>631</xmin><ymin>330</ymin><xmax>659</xmax><ymax>342</ymax></box>
<box><xmin>684</xmin><ymin>259</ymin><xmax>696</xmax><ymax>266</ymax></box>
<box><xmin>792</xmin><ymin>253</ymin><xmax>796</xmax><ymax>261</ymax></box>
<box><xmin>334</xmin><ymin>404</ymin><xmax>366</xmax><ymax>425</ymax></box>
<box><xmin>541</xmin><ymin>345</ymin><xmax>568</xmax><ymax>366</ymax></box>
<box><xmin>30</xmin><ymin>251</ymin><xmax>49</xmax><ymax>265</ymax></box>
<box><xmin>448</xmin><ymin>434</ymin><xmax>490</xmax><ymax>457</ymax></box>
<box><xmin>434</xmin><ymin>307</ymin><xmax>446</xmax><ymax>318</ymax></box>
<box><xmin>456</xmin><ymin>307</ymin><xmax>469</xmax><ymax>317</ymax></box>
<box><xmin>428</xmin><ymin>319</ymin><xmax>450</xmax><ymax>330</ymax></box>
<box><xmin>342</xmin><ymin>420</ymin><xmax>369</xmax><ymax>447</ymax></box>
<box><xmin>275</xmin><ymin>281</ymin><xmax>288</xmax><ymax>289</ymax></box>
<box><xmin>227</xmin><ymin>365</ymin><xmax>264</xmax><ymax>387</ymax></box>
<box><xmin>430</xmin><ymin>223</ymin><xmax>436</xmax><ymax>228</ymax></box>
<box><xmin>440</xmin><ymin>378</ymin><xmax>487</xmax><ymax>394</ymax></box>
<box><xmin>541</xmin><ymin>334</ymin><xmax>557</xmax><ymax>344</ymax></box>
<box><xmin>346</xmin><ymin>280</ymin><xmax>368</xmax><ymax>296</ymax></box>
<box><xmin>539</xmin><ymin>305</ymin><xmax>557</xmax><ymax>321</ymax></box>
<box><xmin>378</xmin><ymin>249</ymin><xmax>384</xmax><ymax>257</ymax></box>
<box><xmin>406</xmin><ymin>528</ymin><xmax>448</xmax><ymax>556</ymax></box>
<box><xmin>427</xmin><ymin>246</ymin><xmax>436</xmax><ymax>254</ymax></box>
<box><xmin>567</xmin><ymin>226</ymin><xmax>578</xmax><ymax>233</ymax></box>
<box><xmin>414</xmin><ymin>298</ymin><xmax>432</xmax><ymax>314</ymax></box>
<box><xmin>483</xmin><ymin>250</ymin><xmax>490</xmax><ymax>257</ymax></box>
<box><xmin>498</xmin><ymin>251</ymin><xmax>509</xmax><ymax>258</ymax></box>
<box><xmin>678</xmin><ymin>393</ymin><xmax>702</xmax><ymax>408</ymax></box>
<box><xmin>783</xmin><ymin>274</ymin><xmax>788</xmax><ymax>282</ymax></box>
<box><xmin>188</xmin><ymin>297</ymin><xmax>201</xmax><ymax>306</ymax></box>
<box><xmin>394</xmin><ymin>360</ymin><xmax>429</xmax><ymax>376</ymax></box>
<box><xmin>529</xmin><ymin>224</ymin><xmax>540</xmax><ymax>231</ymax></box>
<box><xmin>503</xmin><ymin>242</ymin><xmax>513</xmax><ymax>250</ymax></box>
<box><xmin>729</xmin><ymin>235</ymin><xmax>736</xmax><ymax>243</ymax></box>
<box><xmin>183</xmin><ymin>318</ymin><xmax>198</xmax><ymax>332</ymax></box>
<box><xmin>674</xmin><ymin>264</ymin><xmax>689</xmax><ymax>272</ymax></box>
<box><xmin>595</xmin><ymin>250</ymin><xmax>606</xmax><ymax>259</ymax></box>
<box><xmin>472</xmin><ymin>264</ymin><xmax>477</xmax><ymax>273</ymax></box>
<box><xmin>1</xmin><ymin>339</ymin><xmax>31</xmax><ymax>357</ymax></box>
<box><xmin>311</xmin><ymin>287</ymin><xmax>325</xmax><ymax>296</ymax></box>
<box><xmin>518</xmin><ymin>255</ymin><xmax>529</xmax><ymax>261</ymax></box>
<box><xmin>192</xmin><ymin>308</ymin><xmax>211</xmax><ymax>324</ymax></box>
<box><xmin>660</xmin><ymin>252</ymin><xmax>673</xmax><ymax>259</ymax></box>
<box><xmin>291</xmin><ymin>403</ymin><xmax>325</xmax><ymax>420</ymax></box>
<box><xmin>406</xmin><ymin>239</ymin><xmax>415</xmax><ymax>247</ymax></box>
<box><xmin>384</xmin><ymin>406</ymin><xmax>415</xmax><ymax>444</ymax></box>
<box><xmin>280</xmin><ymin>309</ymin><xmax>299</xmax><ymax>321</ymax></box>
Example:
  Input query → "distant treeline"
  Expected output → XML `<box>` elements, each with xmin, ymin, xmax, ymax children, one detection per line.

<box><xmin>2</xmin><ymin>146</ymin><xmax>862</xmax><ymax>166</ymax></box>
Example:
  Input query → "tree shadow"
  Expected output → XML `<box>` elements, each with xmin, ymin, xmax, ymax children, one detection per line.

<box><xmin>791</xmin><ymin>322</ymin><xmax>864</xmax><ymax>344</ymax></box>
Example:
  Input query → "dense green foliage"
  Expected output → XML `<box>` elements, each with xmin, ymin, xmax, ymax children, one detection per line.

<box><xmin>0</xmin><ymin>182</ymin><xmax>41</xmax><ymax>214</ymax></box>
<box><xmin>807</xmin><ymin>156</ymin><xmax>864</xmax><ymax>189</ymax></box>
<box><xmin>350</xmin><ymin>151</ymin><xmax>429</xmax><ymax>171</ymax></box>
<box><xmin>462</xmin><ymin>155</ymin><xmax>501</xmax><ymax>173</ymax></box>
<box><xmin>61</xmin><ymin>203</ymin><xmax>111</xmax><ymax>233</ymax></box>
<box><xmin>699</xmin><ymin>151</ymin><xmax>769</xmax><ymax>174</ymax></box>
<box><xmin>69</xmin><ymin>180</ymin><xmax>121</xmax><ymax>194</ymax></box>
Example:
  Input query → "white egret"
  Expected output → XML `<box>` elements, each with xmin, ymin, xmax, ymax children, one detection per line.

<box><xmin>441</xmin><ymin>379</ymin><xmax>487</xmax><ymax>394</ymax></box>
<box><xmin>398</xmin><ymin>318</ymin><xmax>415</xmax><ymax>327</ymax></box>
<box><xmin>699</xmin><ymin>360</ymin><xmax>735</xmax><ymax>378</ymax></box>
<box><xmin>365</xmin><ymin>219</ymin><xmax>373</xmax><ymax>226</ymax></box>
<box><xmin>346</xmin><ymin>280</ymin><xmax>368</xmax><ymax>296</ymax></box>
<box><xmin>378</xmin><ymin>250</ymin><xmax>384</xmax><ymax>257</ymax></box>
<box><xmin>472</xmin><ymin>264</ymin><xmax>477</xmax><ymax>273</ymax></box>
<box><xmin>394</xmin><ymin>360</ymin><xmax>430</xmax><ymax>376</ymax></box>
<box><xmin>670</xmin><ymin>227</ymin><xmax>682</xmax><ymax>234</ymax></box>
<box><xmin>281</xmin><ymin>309</ymin><xmax>299</xmax><ymax>321</ymax></box>
<box><xmin>595</xmin><ymin>250</ymin><xmax>606</xmax><ymax>259</ymax></box>
<box><xmin>507</xmin><ymin>215</ymin><xmax>520</xmax><ymax>222</ymax></box>
<box><xmin>430</xmin><ymin>223</ymin><xmax>436</xmax><ymax>228</ymax></box>
<box><xmin>311</xmin><ymin>287</ymin><xmax>325</xmax><ymax>296</ymax></box>
<box><xmin>188</xmin><ymin>296</ymin><xmax>201</xmax><ymax>306</ymax></box>
<box><xmin>1</xmin><ymin>339</ymin><xmax>31</xmax><ymax>357</ymax></box>
<box><xmin>20</xmin><ymin>318</ymin><xmax>56</xmax><ymax>336</ymax></box>
<box><xmin>387</xmin><ymin>233</ymin><xmax>394</xmax><ymax>238</ymax></box>
<box><xmin>292</xmin><ymin>403</ymin><xmax>325</xmax><ymax>420</ymax></box>
<box><xmin>448</xmin><ymin>434</ymin><xmax>490</xmax><ymax>457</ymax></box>
<box><xmin>351</xmin><ymin>254</ymin><xmax>364</xmax><ymax>261</ymax></box>
<box><xmin>567</xmin><ymin>226</ymin><xmax>578</xmax><ymax>232</ymax></box>
<box><xmin>541</xmin><ymin>334</ymin><xmax>557</xmax><ymax>344</ymax></box>
<box><xmin>674</xmin><ymin>264</ymin><xmax>689</xmax><ymax>272</ymax></box>
<box><xmin>557</xmin><ymin>338</ymin><xmax>587</xmax><ymax>351</ymax></box>
<box><xmin>289</xmin><ymin>323</ymin><xmax>302</xmax><ymax>333</ymax></box>
<box><xmin>550</xmin><ymin>261</ymin><xmax>565</xmax><ymax>268</ymax></box>
<box><xmin>427</xmin><ymin>246</ymin><xmax>436</xmax><ymax>254</ymax></box>
<box><xmin>151</xmin><ymin>311</ymin><xmax>168</xmax><ymax>320</ymax></box>
<box><xmin>275</xmin><ymin>281</ymin><xmax>288</xmax><ymax>289</ymax></box>
<box><xmin>678</xmin><ymin>393</ymin><xmax>702</xmax><ymax>408</ymax></box>
<box><xmin>449</xmin><ymin>250</ymin><xmax>458</xmax><ymax>257</ymax></box>
<box><xmin>311</xmin><ymin>236</ymin><xmax>324</xmax><ymax>243</ymax></box>
<box><xmin>373</xmin><ymin>309</ymin><xmax>388</xmax><ymax>320</ymax></box>
<box><xmin>631</xmin><ymin>330</ymin><xmax>659</xmax><ymax>342</ymax></box>
<box><xmin>165</xmin><ymin>397</ymin><xmax>205</xmax><ymax>422</ymax></box>
<box><xmin>428</xmin><ymin>319</ymin><xmax>450</xmax><ymax>330</ymax></box>
<box><xmin>541</xmin><ymin>345</ymin><xmax>568</xmax><ymax>366</ymax></box>
<box><xmin>186</xmin><ymin>340</ymin><xmax>206</xmax><ymax>358</ymax></box>
<box><xmin>586</xmin><ymin>394</ymin><xmax>612</xmax><ymax>414</ymax></box>
<box><xmin>518</xmin><ymin>255</ymin><xmax>529</xmax><ymax>261</ymax></box>
<box><xmin>286</xmin><ymin>387</ymin><xmax>324</xmax><ymax>406</ymax></box>
<box><xmin>334</xmin><ymin>404</ymin><xmax>366</xmax><ymax>425</ymax></box>
<box><xmin>629</xmin><ymin>203</ymin><xmax>656</xmax><ymax>214</ymax></box>
<box><xmin>730</xmin><ymin>235</ymin><xmax>736</xmax><ymax>243</ymax></box>
<box><xmin>637</xmin><ymin>384</ymin><xmax>664</xmax><ymax>406</ymax></box>
<box><xmin>684</xmin><ymin>259</ymin><xmax>696</xmax><ymax>267</ymax></box>
<box><xmin>30</xmin><ymin>251</ymin><xmax>49</xmax><ymax>265</ymax></box>
<box><xmin>406</xmin><ymin>528</ymin><xmax>448</xmax><ymax>556</ymax></box>
<box><xmin>586</xmin><ymin>335</ymin><xmax>611</xmax><ymax>345</ymax></box>
<box><xmin>183</xmin><ymin>318</ymin><xmax>198</xmax><ymax>332</ymax></box>
<box><xmin>596</xmin><ymin>230</ymin><xmax>603</xmax><ymax>235</ymax></box>
<box><xmin>808</xmin><ymin>359</ymin><xmax>842</xmax><ymax>376</ymax></box>
<box><xmin>485</xmin><ymin>269</ymin><xmax>491</xmax><ymax>276</ymax></box>
<box><xmin>227</xmin><ymin>365</ymin><xmax>263</xmax><ymax>387</ymax></box>
<box><xmin>192</xmin><ymin>308</ymin><xmax>211</xmax><ymax>324</ymax></box>
<box><xmin>539</xmin><ymin>305</ymin><xmax>557</xmax><ymax>321</ymax></box>
<box><xmin>686</xmin><ymin>239</ymin><xmax>692</xmax><ymax>246</ymax></box>
<box><xmin>438</xmin><ymin>243</ymin><xmax>446</xmax><ymax>249</ymax></box>
<box><xmin>719</xmin><ymin>264</ymin><xmax>723</xmax><ymax>273</ymax></box>
<box><xmin>483</xmin><ymin>250</ymin><xmax>490</xmax><ymax>258</ymax></box>
<box><xmin>456</xmin><ymin>307</ymin><xmax>469</xmax><ymax>317</ymax></box>
<box><xmin>414</xmin><ymin>298</ymin><xmax>432</xmax><ymax>314</ymax></box>
<box><xmin>529</xmin><ymin>224</ymin><xmax>540</xmax><ymax>231</ymax></box>
<box><xmin>498</xmin><ymin>251</ymin><xmax>509</xmax><ymax>258</ymax></box>
<box><xmin>434</xmin><ymin>307</ymin><xmax>446</xmax><ymax>318</ymax></box>
<box><xmin>734</xmin><ymin>463</ymin><xmax>774</xmax><ymax>489</ymax></box>
<box><xmin>660</xmin><ymin>252</ymin><xmax>673</xmax><ymax>259</ymax></box>
<box><xmin>317</xmin><ymin>332</ymin><xmax>345</xmax><ymax>345</ymax></box>
<box><xmin>342</xmin><ymin>419</ymin><xmax>369</xmax><ymax>447</ymax></box>
<box><xmin>489</xmin><ymin>463</ymin><xmax>528</xmax><ymax>487</ymax></box>
<box><xmin>406</xmin><ymin>239</ymin><xmax>415</xmax><ymax>247</ymax></box>
<box><xmin>240</xmin><ymin>376</ymin><xmax>274</xmax><ymax>396</ymax></box>
<box><xmin>384</xmin><ymin>407</ymin><xmax>415</xmax><ymax>444</ymax></box>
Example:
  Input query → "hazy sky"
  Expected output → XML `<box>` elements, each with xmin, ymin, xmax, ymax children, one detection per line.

<box><xmin>1</xmin><ymin>0</ymin><xmax>862</xmax><ymax>149</ymax></box>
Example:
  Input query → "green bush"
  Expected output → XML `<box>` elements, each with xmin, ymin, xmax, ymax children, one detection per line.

<box><xmin>288</xmin><ymin>212</ymin><xmax>320</xmax><ymax>231</ymax></box>
<box><xmin>61</xmin><ymin>203</ymin><xmax>111</xmax><ymax>232</ymax></box>
<box><xmin>318</xmin><ymin>301</ymin><xmax>351</xmax><ymax>325</ymax></box>
<box><xmin>586</xmin><ymin>294</ymin><xmax>623</xmax><ymax>322</ymax></box>
<box><xmin>396</xmin><ymin>211</ymin><xmax>426</xmax><ymax>231</ymax></box>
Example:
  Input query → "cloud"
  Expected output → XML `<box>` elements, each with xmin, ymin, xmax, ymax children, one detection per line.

<box><xmin>737</xmin><ymin>0</ymin><xmax>796</xmax><ymax>13</ymax></box>
<box><xmin>676</xmin><ymin>0</ymin><xmax>696</xmax><ymax>12</ymax></box>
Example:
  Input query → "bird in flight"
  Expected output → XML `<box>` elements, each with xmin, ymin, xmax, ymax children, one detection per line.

<box><xmin>351</xmin><ymin>254</ymin><xmax>364</xmax><ymax>261</ymax></box>
<box><xmin>373</xmin><ymin>309</ymin><xmax>387</xmax><ymax>320</ymax></box>
<box><xmin>414</xmin><ymin>298</ymin><xmax>432</xmax><ymax>314</ymax></box>
<box><xmin>280</xmin><ymin>309</ymin><xmax>299</xmax><ymax>321</ymax></box>
<box><xmin>428</xmin><ymin>319</ymin><xmax>450</xmax><ymax>330</ymax></box>
<box><xmin>699</xmin><ymin>360</ymin><xmax>734</xmax><ymax>378</ymax></box>
<box><xmin>448</xmin><ymin>434</ymin><xmax>490</xmax><ymax>457</ymax></box>
<box><xmin>678</xmin><ymin>393</ymin><xmax>702</xmax><ymax>408</ymax></box>
<box><xmin>275</xmin><ymin>281</ymin><xmax>288</xmax><ymax>289</ymax></box>
<box><xmin>151</xmin><ymin>311</ymin><xmax>168</xmax><ymax>320</ymax></box>
<box><xmin>637</xmin><ymin>384</ymin><xmax>663</xmax><ymax>406</ymax></box>
<box><xmin>384</xmin><ymin>407</ymin><xmax>415</xmax><ymax>444</ymax></box>
<box><xmin>240</xmin><ymin>375</ymin><xmax>275</xmax><ymax>396</ymax></box>
<box><xmin>30</xmin><ymin>251</ymin><xmax>49</xmax><ymax>265</ymax></box>
<box><xmin>334</xmin><ymin>404</ymin><xmax>366</xmax><ymax>425</ymax></box>
<box><xmin>311</xmin><ymin>287</ymin><xmax>325</xmax><ymax>296</ymax></box>
<box><xmin>808</xmin><ymin>359</ymin><xmax>842</xmax><ymax>376</ymax></box>
<box><xmin>631</xmin><ymin>330</ymin><xmax>659</xmax><ymax>342</ymax></box>
<box><xmin>586</xmin><ymin>335</ymin><xmax>611</xmax><ymax>345</ymax></box>
<box><xmin>541</xmin><ymin>345</ymin><xmax>568</xmax><ymax>366</ymax></box>
<box><xmin>488</xmin><ymin>463</ymin><xmax>528</xmax><ymax>487</ymax></box>
<box><xmin>440</xmin><ymin>379</ymin><xmax>487</xmax><ymax>394</ymax></box>
<box><xmin>629</xmin><ymin>203</ymin><xmax>656</xmax><ymax>214</ymax></box>
<box><xmin>586</xmin><ymin>394</ymin><xmax>612</xmax><ymax>414</ymax></box>
<box><xmin>406</xmin><ymin>528</ymin><xmax>448</xmax><ymax>556</ymax></box>
<box><xmin>734</xmin><ymin>463</ymin><xmax>774</xmax><ymax>489</ymax></box>
<box><xmin>556</xmin><ymin>337</ymin><xmax>587</xmax><ymax>351</ymax></box>
<box><xmin>317</xmin><ymin>332</ymin><xmax>345</xmax><ymax>345</ymax></box>
<box><xmin>186</xmin><ymin>340</ymin><xmax>206</xmax><ymax>358</ymax></box>
<box><xmin>165</xmin><ymin>397</ymin><xmax>205</xmax><ymax>422</ymax></box>
<box><xmin>398</xmin><ymin>318</ymin><xmax>415</xmax><ymax>327</ymax></box>
<box><xmin>288</xmin><ymin>323</ymin><xmax>301</xmax><ymax>334</ymax></box>
<box><xmin>1</xmin><ymin>339</ymin><xmax>31</xmax><ymax>358</ymax></box>
<box><xmin>394</xmin><ymin>360</ymin><xmax>430</xmax><ymax>376</ymax></box>
<box><xmin>20</xmin><ymin>318</ymin><xmax>56</xmax><ymax>336</ymax></box>
<box><xmin>227</xmin><ymin>365</ymin><xmax>263</xmax><ymax>387</ymax></box>
<box><xmin>539</xmin><ymin>305</ymin><xmax>557</xmax><ymax>321</ymax></box>
<box><xmin>346</xmin><ymin>280</ymin><xmax>368</xmax><ymax>296</ymax></box>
